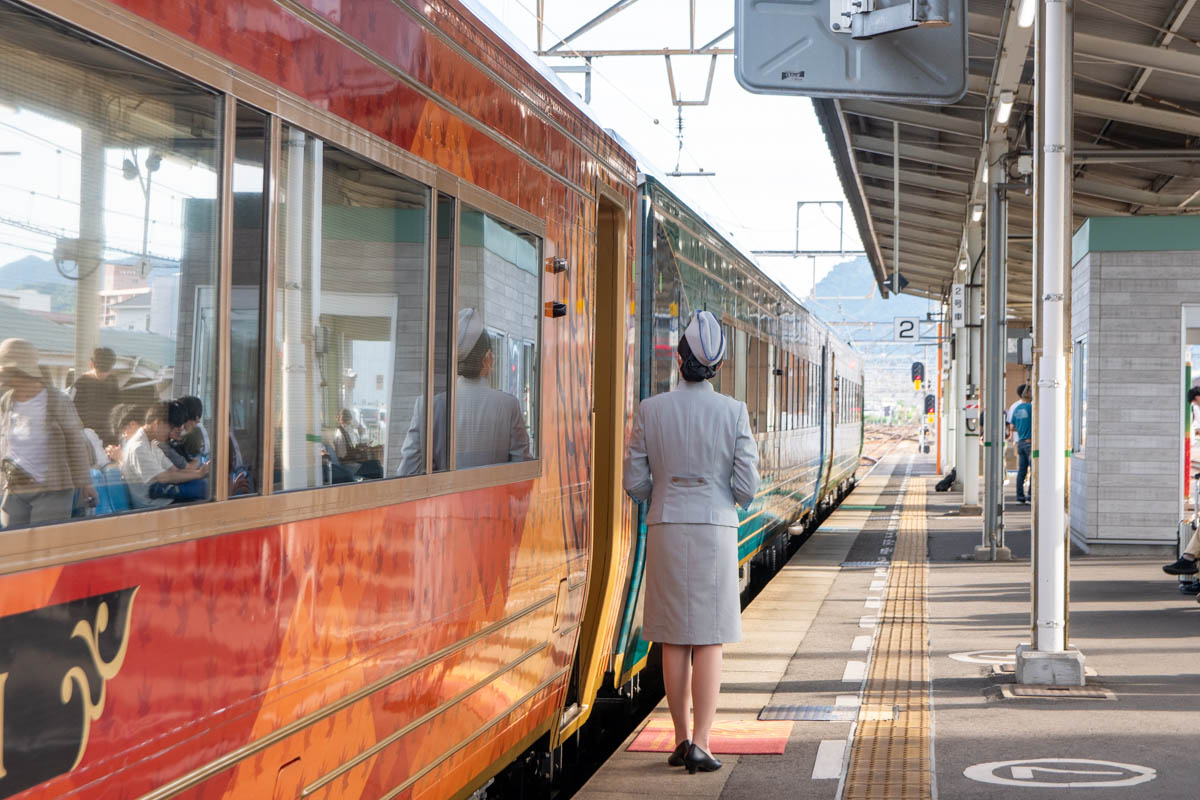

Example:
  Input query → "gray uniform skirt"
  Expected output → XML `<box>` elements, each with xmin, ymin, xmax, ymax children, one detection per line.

<box><xmin>642</xmin><ymin>522</ymin><xmax>742</xmax><ymax>645</ymax></box>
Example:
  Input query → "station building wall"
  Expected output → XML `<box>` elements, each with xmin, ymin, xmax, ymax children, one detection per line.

<box><xmin>1069</xmin><ymin>217</ymin><xmax>1200</xmax><ymax>554</ymax></box>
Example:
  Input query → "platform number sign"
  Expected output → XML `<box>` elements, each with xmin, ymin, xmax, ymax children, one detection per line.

<box><xmin>895</xmin><ymin>317</ymin><xmax>919</xmax><ymax>342</ymax></box>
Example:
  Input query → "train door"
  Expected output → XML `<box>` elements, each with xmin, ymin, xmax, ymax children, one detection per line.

<box><xmin>557</xmin><ymin>189</ymin><xmax>629</xmax><ymax>744</ymax></box>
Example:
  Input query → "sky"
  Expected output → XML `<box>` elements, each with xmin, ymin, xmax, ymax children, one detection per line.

<box><xmin>475</xmin><ymin>0</ymin><xmax>865</xmax><ymax>298</ymax></box>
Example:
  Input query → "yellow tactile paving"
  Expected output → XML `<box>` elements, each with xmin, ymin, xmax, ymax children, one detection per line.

<box><xmin>843</xmin><ymin>477</ymin><xmax>931</xmax><ymax>800</ymax></box>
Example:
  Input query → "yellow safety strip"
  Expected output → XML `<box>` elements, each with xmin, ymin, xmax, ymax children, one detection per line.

<box><xmin>843</xmin><ymin>478</ymin><xmax>931</xmax><ymax>800</ymax></box>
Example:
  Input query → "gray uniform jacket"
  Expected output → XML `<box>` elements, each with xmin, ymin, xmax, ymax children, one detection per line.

<box><xmin>397</xmin><ymin>377</ymin><xmax>532</xmax><ymax>475</ymax></box>
<box><xmin>622</xmin><ymin>380</ymin><xmax>759</xmax><ymax>527</ymax></box>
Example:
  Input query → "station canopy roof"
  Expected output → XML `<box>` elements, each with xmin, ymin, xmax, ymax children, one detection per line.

<box><xmin>815</xmin><ymin>0</ymin><xmax>1200</xmax><ymax>322</ymax></box>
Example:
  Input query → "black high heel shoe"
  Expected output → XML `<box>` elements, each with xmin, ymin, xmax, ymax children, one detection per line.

<box><xmin>667</xmin><ymin>739</ymin><xmax>691</xmax><ymax>767</ymax></box>
<box><xmin>684</xmin><ymin>743</ymin><xmax>722</xmax><ymax>774</ymax></box>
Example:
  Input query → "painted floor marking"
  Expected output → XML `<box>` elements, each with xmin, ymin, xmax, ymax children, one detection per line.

<box><xmin>842</xmin><ymin>661</ymin><xmax>867</xmax><ymax>682</ymax></box>
<box><xmin>963</xmin><ymin>758</ymin><xmax>1157</xmax><ymax>788</ymax></box>
<box><xmin>851</xmin><ymin>635</ymin><xmax>873</xmax><ymax>652</ymax></box>
<box><xmin>842</xmin><ymin>457</ymin><xmax>932</xmax><ymax>800</ymax></box>
<box><xmin>870</xmin><ymin>580</ymin><xmax>886</xmax><ymax>591</ymax></box>
<box><xmin>858</xmin><ymin>616</ymin><xmax>878</xmax><ymax>629</ymax></box>
<box><xmin>864</xmin><ymin>597</ymin><xmax>882</xmax><ymax>609</ymax></box>
<box><xmin>837</xmin><ymin>695</ymin><xmax>862</xmax><ymax>707</ymax></box>
<box><xmin>948</xmin><ymin>649</ymin><xmax>1015</xmax><ymax>665</ymax></box>
<box><xmin>813</xmin><ymin>739</ymin><xmax>848</xmax><ymax>780</ymax></box>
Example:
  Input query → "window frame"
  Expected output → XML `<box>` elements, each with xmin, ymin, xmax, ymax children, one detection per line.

<box><xmin>0</xmin><ymin>1</ymin><xmax>550</xmax><ymax>575</ymax></box>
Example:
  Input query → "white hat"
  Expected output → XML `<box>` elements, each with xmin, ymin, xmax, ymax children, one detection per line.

<box><xmin>683</xmin><ymin>310</ymin><xmax>726</xmax><ymax>366</ymax></box>
<box><xmin>0</xmin><ymin>338</ymin><xmax>40</xmax><ymax>378</ymax></box>
<box><xmin>457</xmin><ymin>307</ymin><xmax>485</xmax><ymax>361</ymax></box>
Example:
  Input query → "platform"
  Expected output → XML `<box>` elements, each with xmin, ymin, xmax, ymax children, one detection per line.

<box><xmin>577</xmin><ymin>449</ymin><xmax>1192</xmax><ymax>798</ymax></box>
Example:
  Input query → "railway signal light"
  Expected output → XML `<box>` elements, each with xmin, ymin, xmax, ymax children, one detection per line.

<box><xmin>911</xmin><ymin>362</ymin><xmax>925</xmax><ymax>391</ymax></box>
<box><xmin>924</xmin><ymin>394</ymin><xmax>936</xmax><ymax>414</ymax></box>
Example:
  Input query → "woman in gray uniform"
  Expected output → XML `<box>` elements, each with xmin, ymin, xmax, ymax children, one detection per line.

<box><xmin>623</xmin><ymin>310</ymin><xmax>760</xmax><ymax>774</ymax></box>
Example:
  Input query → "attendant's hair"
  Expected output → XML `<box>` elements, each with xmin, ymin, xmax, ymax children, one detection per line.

<box><xmin>459</xmin><ymin>335</ymin><xmax>492</xmax><ymax>379</ymax></box>
<box><xmin>678</xmin><ymin>336</ymin><xmax>718</xmax><ymax>382</ymax></box>
<box><xmin>1189</xmin><ymin>387</ymin><xmax>1200</xmax><ymax>404</ymax></box>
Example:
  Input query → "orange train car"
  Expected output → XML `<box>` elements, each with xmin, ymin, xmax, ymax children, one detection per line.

<box><xmin>0</xmin><ymin>0</ymin><xmax>863</xmax><ymax>798</ymax></box>
<box><xmin>0</xmin><ymin>0</ymin><xmax>638</xmax><ymax>797</ymax></box>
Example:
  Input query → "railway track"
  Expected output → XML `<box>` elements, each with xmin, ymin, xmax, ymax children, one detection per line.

<box><xmin>862</xmin><ymin>424</ymin><xmax>917</xmax><ymax>466</ymax></box>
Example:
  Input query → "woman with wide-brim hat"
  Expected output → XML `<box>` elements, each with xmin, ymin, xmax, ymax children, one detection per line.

<box><xmin>623</xmin><ymin>310</ymin><xmax>760</xmax><ymax>774</ymax></box>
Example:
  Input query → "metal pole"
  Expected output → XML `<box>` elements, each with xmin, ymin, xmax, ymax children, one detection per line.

<box><xmin>839</xmin><ymin>201</ymin><xmax>845</xmax><ymax>255</ymax></box>
<box><xmin>937</xmin><ymin>320</ymin><xmax>944</xmax><ymax>475</ymax></box>
<box><xmin>983</xmin><ymin>141</ymin><xmax>1008</xmax><ymax>559</ymax></box>
<box><xmin>961</xmin><ymin>224</ymin><xmax>983</xmax><ymax>512</ymax></box>
<box><xmin>1035</xmin><ymin>0</ymin><xmax>1070</xmax><ymax>654</ymax></box>
<box><xmin>893</xmin><ymin>122</ymin><xmax>900</xmax><ymax>291</ymax></box>
<box><xmin>584</xmin><ymin>57</ymin><xmax>593</xmax><ymax>103</ymax></box>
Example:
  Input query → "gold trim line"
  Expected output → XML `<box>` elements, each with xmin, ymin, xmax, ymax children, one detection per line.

<box><xmin>134</xmin><ymin>593</ymin><xmax>556</xmax><ymax>800</ymax></box>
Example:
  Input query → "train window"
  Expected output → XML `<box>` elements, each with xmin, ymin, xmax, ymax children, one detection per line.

<box><xmin>397</xmin><ymin>193</ymin><xmax>455</xmax><ymax>476</ymax></box>
<box><xmin>746</xmin><ymin>335</ymin><xmax>760</xmax><ymax>432</ymax></box>
<box><xmin>452</xmin><ymin>206</ymin><xmax>538</xmax><ymax>469</ymax></box>
<box><xmin>0</xmin><ymin>2</ymin><xmax>222</xmax><ymax>528</ymax></box>
<box><xmin>227</xmin><ymin>104</ymin><xmax>270</xmax><ymax>497</ymax></box>
<box><xmin>797</xmin><ymin>359</ymin><xmax>807</xmax><ymax>428</ymax></box>
<box><xmin>766</xmin><ymin>344</ymin><xmax>776</xmax><ymax>434</ymax></box>
<box><xmin>790</xmin><ymin>354</ymin><xmax>798</xmax><ymax>430</ymax></box>
<box><xmin>734</xmin><ymin>328</ymin><xmax>748</xmax><ymax>404</ymax></box>
<box><xmin>274</xmin><ymin>126</ymin><xmax>430</xmax><ymax>491</ymax></box>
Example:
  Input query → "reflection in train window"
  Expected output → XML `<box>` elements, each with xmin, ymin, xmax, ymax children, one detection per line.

<box><xmin>0</xmin><ymin>1</ymin><xmax>220</xmax><ymax>528</ymax></box>
<box><xmin>273</xmin><ymin>126</ymin><xmax>430</xmax><ymax>491</ymax></box>
<box><xmin>452</xmin><ymin>206</ymin><xmax>539</xmax><ymax>469</ymax></box>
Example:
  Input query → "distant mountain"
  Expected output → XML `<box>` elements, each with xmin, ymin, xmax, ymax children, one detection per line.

<box><xmin>0</xmin><ymin>256</ymin><xmax>69</xmax><ymax>290</ymax></box>
<box><xmin>805</xmin><ymin>257</ymin><xmax>931</xmax><ymax>325</ymax></box>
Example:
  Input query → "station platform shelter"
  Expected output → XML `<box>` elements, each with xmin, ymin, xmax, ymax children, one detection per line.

<box><xmin>578</xmin><ymin>448</ymin><xmax>1190</xmax><ymax>799</ymax></box>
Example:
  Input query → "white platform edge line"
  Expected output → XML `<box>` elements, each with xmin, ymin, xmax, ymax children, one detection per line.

<box><xmin>813</xmin><ymin>739</ymin><xmax>847</xmax><ymax>780</ymax></box>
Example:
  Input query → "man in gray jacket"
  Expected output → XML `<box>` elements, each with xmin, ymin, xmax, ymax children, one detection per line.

<box><xmin>623</xmin><ymin>309</ymin><xmax>759</xmax><ymax>774</ymax></box>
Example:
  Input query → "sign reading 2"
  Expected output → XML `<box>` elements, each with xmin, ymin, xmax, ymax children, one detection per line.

<box><xmin>0</xmin><ymin>587</ymin><xmax>138</xmax><ymax>798</ymax></box>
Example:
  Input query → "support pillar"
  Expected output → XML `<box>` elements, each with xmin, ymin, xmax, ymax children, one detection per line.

<box><xmin>959</xmin><ymin>224</ymin><xmax>983</xmax><ymax>515</ymax></box>
<box><xmin>75</xmin><ymin>116</ymin><xmax>104</xmax><ymax>376</ymax></box>
<box><xmin>1016</xmin><ymin>0</ymin><xmax>1085</xmax><ymax>685</ymax></box>
<box><xmin>980</xmin><ymin>138</ymin><xmax>1011</xmax><ymax>561</ymax></box>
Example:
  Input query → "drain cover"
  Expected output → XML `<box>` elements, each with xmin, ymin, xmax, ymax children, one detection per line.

<box><xmin>1000</xmin><ymin>684</ymin><xmax>1115</xmax><ymax>700</ymax></box>
<box><xmin>842</xmin><ymin>560</ymin><xmax>890</xmax><ymax>568</ymax></box>
<box><xmin>759</xmin><ymin>704</ymin><xmax>857</xmax><ymax>722</ymax></box>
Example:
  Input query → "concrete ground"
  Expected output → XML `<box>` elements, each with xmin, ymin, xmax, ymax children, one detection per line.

<box><xmin>576</xmin><ymin>448</ymin><xmax>1194</xmax><ymax>798</ymax></box>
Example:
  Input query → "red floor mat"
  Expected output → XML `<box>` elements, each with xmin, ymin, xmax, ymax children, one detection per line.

<box><xmin>627</xmin><ymin>718</ymin><xmax>793</xmax><ymax>755</ymax></box>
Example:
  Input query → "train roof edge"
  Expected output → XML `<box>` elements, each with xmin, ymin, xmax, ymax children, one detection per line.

<box><xmin>605</xmin><ymin>129</ymin><xmax>857</xmax><ymax>352</ymax></box>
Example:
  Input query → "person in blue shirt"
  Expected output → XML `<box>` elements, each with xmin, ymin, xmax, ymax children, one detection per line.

<box><xmin>1010</xmin><ymin>387</ymin><xmax>1033</xmax><ymax>503</ymax></box>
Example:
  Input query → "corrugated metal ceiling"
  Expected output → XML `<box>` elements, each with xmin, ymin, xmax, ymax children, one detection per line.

<box><xmin>818</xmin><ymin>0</ymin><xmax>1200</xmax><ymax>321</ymax></box>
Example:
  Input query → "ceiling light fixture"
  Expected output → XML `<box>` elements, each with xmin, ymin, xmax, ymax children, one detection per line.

<box><xmin>1017</xmin><ymin>0</ymin><xmax>1037</xmax><ymax>28</ymax></box>
<box><xmin>995</xmin><ymin>90</ymin><xmax>1015</xmax><ymax>126</ymax></box>
<box><xmin>971</xmin><ymin>204</ymin><xmax>984</xmax><ymax>222</ymax></box>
